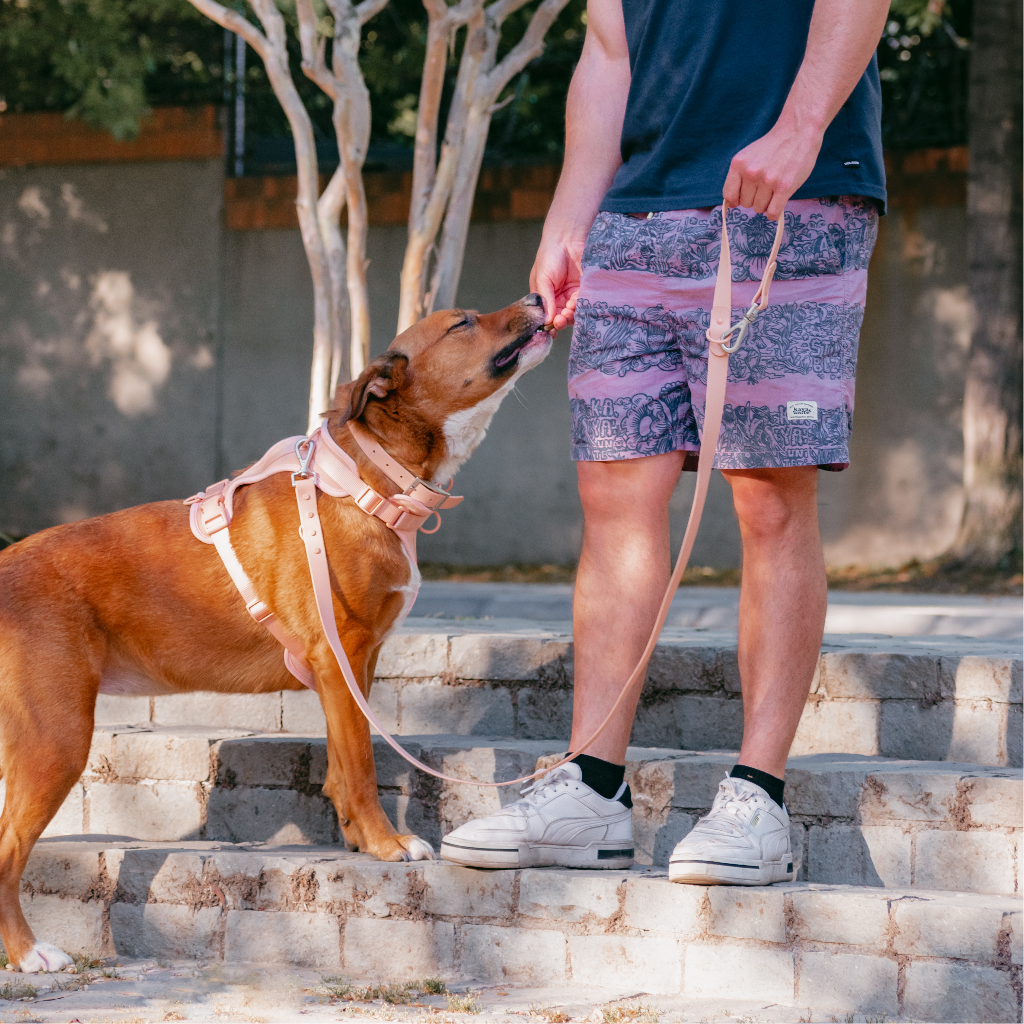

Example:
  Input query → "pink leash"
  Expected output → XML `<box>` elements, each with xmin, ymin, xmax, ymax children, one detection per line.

<box><xmin>187</xmin><ymin>206</ymin><xmax>786</xmax><ymax>789</ymax></box>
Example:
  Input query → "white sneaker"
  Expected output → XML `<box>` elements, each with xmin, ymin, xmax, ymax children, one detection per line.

<box><xmin>668</xmin><ymin>775</ymin><xmax>797</xmax><ymax>885</ymax></box>
<box><xmin>440</xmin><ymin>763</ymin><xmax>634</xmax><ymax>869</ymax></box>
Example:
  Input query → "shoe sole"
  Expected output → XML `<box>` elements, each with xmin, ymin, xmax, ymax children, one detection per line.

<box><xmin>668</xmin><ymin>854</ymin><xmax>799</xmax><ymax>886</ymax></box>
<box><xmin>440</xmin><ymin>839</ymin><xmax>634</xmax><ymax>870</ymax></box>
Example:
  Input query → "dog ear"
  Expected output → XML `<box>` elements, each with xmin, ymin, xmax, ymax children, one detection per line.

<box><xmin>336</xmin><ymin>351</ymin><xmax>408</xmax><ymax>423</ymax></box>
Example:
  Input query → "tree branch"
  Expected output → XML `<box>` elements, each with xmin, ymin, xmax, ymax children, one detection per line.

<box><xmin>485</xmin><ymin>0</ymin><xmax>570</xmax><ymax>98</ymax></box>
<box><xmin>295</xmin><ymin>0</ymin><xmax>338</xmax><ymax>97</ymax></box>
<box><xmin>484</xmin><ymin>0</ymin><xmax>533</xmax><ymax>27</ymax></box>
<box><xmin>356</xmin><ymin>0</ymin><xmax>390</xmax><ymax>25</ymax></box>
<box><xmin>185</xmin><ymin>0</ymin><xmax>270</xmax><ymax>61</ymax></box>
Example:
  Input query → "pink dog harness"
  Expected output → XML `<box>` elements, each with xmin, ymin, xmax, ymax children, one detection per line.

<box><xmin>185</xmin><ymin>422</ymin><xmax>462</xmax><ymax>689</ymax></box>
<box><xmin>184</xmin><ymin>206</ymin><xmax>785</xmax><ymax>788</ymax></box>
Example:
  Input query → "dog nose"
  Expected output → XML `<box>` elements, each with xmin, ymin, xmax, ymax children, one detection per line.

<box><xmin>522</xmin><ymin>293</ymin><xmax>544</xmax><ymax>308</ymax></box>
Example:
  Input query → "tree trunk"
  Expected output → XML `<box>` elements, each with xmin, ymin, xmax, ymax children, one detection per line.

<box><xmin>187</xmin><ymin>0</ymin><xmax>337</xmax><ymax>435</ymax></box>
<box><xmin>398</xmin><ymin>0</ymin><xmax>570</xmax><ymax>331</ymax></box>
<box><xmin>951</xmin><ymin>0</ymin><xmax>1023</xmax><ymax>567</ymax></box>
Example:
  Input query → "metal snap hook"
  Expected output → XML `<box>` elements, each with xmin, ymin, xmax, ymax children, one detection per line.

<box><xmin>716</xmin><ymin>300</ymin><xmax>761</xmax><ymax>354</ymax></box>
<box><xmin>291</xmin><ymin>436</ymin><xmax>317</xmax><ymax>486</ymax></box>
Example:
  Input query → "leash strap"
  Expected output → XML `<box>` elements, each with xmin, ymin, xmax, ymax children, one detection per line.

<box><xmin>290</xmin><ymin>205</ymin><xmax>786</xmax><ymax>788</ymax></box>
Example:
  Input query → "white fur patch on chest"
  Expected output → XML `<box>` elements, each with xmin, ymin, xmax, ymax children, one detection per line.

<box><xmin>434</xmin><ymin>379</ymin><xmax>515</xmax><ymax>484</ymax></box>
<box><xmin>391</xmin><ymin>545</ymin><xmax>422</xmax><ymax>630</ymax></box>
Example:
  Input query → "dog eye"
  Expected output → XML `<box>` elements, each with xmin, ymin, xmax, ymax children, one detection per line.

<box><xmin>446</xmin><ymin>317</ymin><xmax>469</xmax><ymax>334</ymax></box>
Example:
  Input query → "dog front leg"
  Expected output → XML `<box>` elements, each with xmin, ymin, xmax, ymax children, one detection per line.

<box><xmin>317</xmin><ymin>645</ymin><xmax>433</xmax><ymax>863</ymax></box>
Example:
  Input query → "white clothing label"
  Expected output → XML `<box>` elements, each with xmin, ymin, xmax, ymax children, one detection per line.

<box><xmin>787</xmin><ymin>400</ymin><xmax>818</xmax><ymax>421</ymax></box>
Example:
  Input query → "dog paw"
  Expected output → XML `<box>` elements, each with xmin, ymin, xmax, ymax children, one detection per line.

<box><xmin>19</xmin><ymin>942</ymin><xmax>73</xmax><ymax>974</ymax></box>
<box><xmin>400</xmin><ymin>836</ymin><xmax>435</xmax><ymax>861</ymax></box>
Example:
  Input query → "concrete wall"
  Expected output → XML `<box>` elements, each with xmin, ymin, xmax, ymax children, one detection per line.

<box><xmin>0</xmin><ymin>159</ymin><xmax>970</xmax><ymax>567</ymax></box>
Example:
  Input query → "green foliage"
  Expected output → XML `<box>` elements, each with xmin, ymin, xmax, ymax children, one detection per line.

<box><xmin>0</xmin><ymin>0</ymin><xmax>224</xmax><ymax>139</ymax></box>
<box><xmin>878</xmin><ymin>0</ymin><xmax>972</xmax><ymax>148</ymax></box>
<box><xmin>0</xmin><ymin>0</ymin><xmax>972</xmax><ymax>159</ymax></box>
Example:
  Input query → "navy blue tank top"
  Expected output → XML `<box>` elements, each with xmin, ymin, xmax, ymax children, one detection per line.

<box><xmin>600</xmin><ymin>0</ymin><xmax>886</xmax><ymax>213</ymax></box>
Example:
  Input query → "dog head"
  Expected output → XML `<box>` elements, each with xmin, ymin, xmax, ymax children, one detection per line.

<box><xmin>333</xmin><ymin>293</ymin><xmax>552</xmax><ymax>484</ymax></box>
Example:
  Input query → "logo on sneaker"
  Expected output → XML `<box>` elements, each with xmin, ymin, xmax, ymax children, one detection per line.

<box><xmin>787</xmin><ymin>400</ymin><xmax>818</xmax><ymax>421</ymax></box>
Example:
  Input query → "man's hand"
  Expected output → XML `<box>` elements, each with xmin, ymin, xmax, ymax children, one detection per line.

<box><xmin>725</xmin><ymin>0</ymin><xmax>889</xmax><ymax>220</ymax></box>
<box><xmin>530</xmin><ymin>234</ymin><xmax>585</xmax><ymax>332</ymax></box>
<box><xmin>723</xmin><ymin>123</ymin><xmax>823</xmax><ymax>221</ymax></box>
<box><xmin>528</xmin><ymin>0</ymin><xmax>629</xmax><ymax>333</ymax></box>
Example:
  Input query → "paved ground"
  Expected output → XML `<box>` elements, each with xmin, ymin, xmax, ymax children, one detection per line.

<box><xmin>413</xmin><ymin>582</ymin><xmax>1023</xmax><ymax>638</ymax></box>
<box><xmin>1</xmin><ymin>960</ymin><xmax>907</xmax><ymax>1022</ymax></box>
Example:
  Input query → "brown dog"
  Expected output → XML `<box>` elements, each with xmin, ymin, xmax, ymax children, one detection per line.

<box><xmin>0</xmin><ymin>295</ymin><xmax>552</xmax><ymax>972</ymax></box>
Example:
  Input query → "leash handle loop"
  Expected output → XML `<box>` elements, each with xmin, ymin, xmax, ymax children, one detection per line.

<box><xmin>708</xmin><ymin>210</ymin><xmax>786</xmax><ymax>354</ymax></box>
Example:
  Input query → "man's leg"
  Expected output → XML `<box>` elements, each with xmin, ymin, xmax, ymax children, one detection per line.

<box><xmin>724</xmin><ymin>465</ymin><xmax>826</xmax><ymax>778</ymax></box>
<box><xmin>669</xmin><ymin>464</ymin><xmax>825</xmax><ymax>885</ymax></box>
<box><xmin>568</xmin><ymin>451</ymin><xmax>687</xmax><ymax>762</ymax></box>
<box><xmin>438</xmin><ymin>450</ymin><xmax>683</xmax><ymax>870</ymax></box>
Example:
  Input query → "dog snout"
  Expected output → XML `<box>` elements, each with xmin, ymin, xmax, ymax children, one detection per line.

<box><xmin>521</xmin><ymin>293</ymin><xmax>544</xmax><ymax>308</ymax></box>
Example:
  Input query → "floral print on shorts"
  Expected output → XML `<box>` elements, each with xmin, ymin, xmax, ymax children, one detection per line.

<box><xmin>567</xmin><ymin>197</ymin><xmax>878</xmax><ymax>470</ymax></box>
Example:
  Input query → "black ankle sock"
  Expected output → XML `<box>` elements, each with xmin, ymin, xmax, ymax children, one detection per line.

<box><xmin>570</xmin><ymin>753</ymin><xmax>631</xmax><ymax>806</ymax></box>
<box><xmin>730</xmin><ymin>764</ymin><xmax>785</xmax><ymax>807</ymax></box>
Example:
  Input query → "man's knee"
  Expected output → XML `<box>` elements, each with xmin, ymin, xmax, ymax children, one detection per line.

<box><xmin>577</xmin><ymin>451</ymin><xmax>686</xmax><ymax>521</ymax></box>
<box><xmin>724</xmin><ymin>467</ymin><xmax>818</xmax><ymax>541</ymax></box>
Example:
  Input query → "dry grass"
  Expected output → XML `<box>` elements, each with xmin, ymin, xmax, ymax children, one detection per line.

<box><xmin>445</xmin><ymin>989</ymin><xmax>482</xmax><ymax>1013</ymax></box>
<box><xmin>0</xmin><ymin>978</ymin><xmax>37</xmax><ymax>1001</ymax></box>
<box><xmin>827</xmin><ymin>556</ymin><xmax>1022</xmax><ymax>595</ymax></box>
<box><xmin>600</xmin><ymin>1004</ymin><xmax>659</xmax><ymax>1024</ymax></box>
<box><xmin>530</xmin><ymin>1006</ymin><xmax>570</xmax><ymax>1022</ymax></box>
<box><xmin>315</xmin><ymin>976</ymin><xmax>453</xmax><ymax>1005</ymax></box>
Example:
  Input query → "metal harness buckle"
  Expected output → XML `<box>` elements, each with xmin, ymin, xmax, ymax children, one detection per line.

<box><xmin>291</xmin><ymin>436</ymin><xmax>317</xmax><ymax>486</ymax></box>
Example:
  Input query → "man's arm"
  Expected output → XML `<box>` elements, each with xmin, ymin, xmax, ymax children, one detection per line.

<box><xmin>724</xmin><ymin>0</ymin><xmax>890</xmax><ymax>219</ymax></box>
<box><xmin>529</xmin><ymin>0</ymin><xmax>630</xmax><ymax>331</ymax></box>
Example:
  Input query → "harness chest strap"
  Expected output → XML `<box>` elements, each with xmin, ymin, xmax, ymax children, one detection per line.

<box><xmin>185</xmin><ymin>423</ymin><xmax>461</xmax><ymax>690</ymax></box>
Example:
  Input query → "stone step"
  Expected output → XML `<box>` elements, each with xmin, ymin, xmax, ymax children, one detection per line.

<box><xmin>93</xmin><ymin>621</ymin><xmax>1023</xmax><ymax>767</ymax></box>
<box><xmin>17</xmin><ymin>838</ymin><xmax>1024</xmax><ymax>1022</ymax></box>
<box><xmin>413</xmin><ymin>581</ymin><xmax>1024</xmax><ymax>639</ymax></box>
<box><xmin>32</xmin><ymin>729</ymin><xmax>1022</xmax><ymax>895</ymax></box>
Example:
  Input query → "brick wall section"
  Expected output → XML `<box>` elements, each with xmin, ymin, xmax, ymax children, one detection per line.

<box><xmin>0</xmin><ymin>104</ymin><xmax>964</xmax><ymax>220</ymax></box>
<box><xmin>0</xmin><ymin>106</ymin><xmax>223</xmax><ymax>167</ymax></box>
<box><xmin>224</xmin><ymin>163</ymin><xmax>561</xmax><ymax>229</ymax></box>
<box><xmin>884</xmin><ymin>146</ymin><xmax>968</xmax><ymax>209</ymax></box>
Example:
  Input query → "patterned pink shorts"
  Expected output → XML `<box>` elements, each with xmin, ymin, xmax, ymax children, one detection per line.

<box><xmin>568</xmin><ymin>197</ymin><xmax>878</xmax><ymax>470</ymax></box>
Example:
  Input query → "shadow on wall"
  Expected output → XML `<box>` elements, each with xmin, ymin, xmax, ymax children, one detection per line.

<box><xmin>0</xmin><ymin>159</ymin><xmax>972</xmax><ymax>570</ymax></box>
<box><xmin>819</xmin><ymin>206</ymin><xmax>970</xmax><ymax>568</ymax></box>
<box><xmin>0</xmin><ymin>162</ymin><xmax>223</xmax><ymax>534</ymax></box>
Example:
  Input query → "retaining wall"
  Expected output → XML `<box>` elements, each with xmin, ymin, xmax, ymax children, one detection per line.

<box><xmin>0</xmin><ymin>110</ymin><xmax>972</xmax><ymax>567</ymax></box>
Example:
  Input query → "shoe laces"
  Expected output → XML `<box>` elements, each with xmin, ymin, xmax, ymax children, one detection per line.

<box><xmin>517</xmin><ymin>764</ymin><xmax>577</xmax><ymax>807</ymax></box>
<box><xmin>711</xmin><ymin>776</ymin><xmax>765</xmax><ymax>823</ymax></box>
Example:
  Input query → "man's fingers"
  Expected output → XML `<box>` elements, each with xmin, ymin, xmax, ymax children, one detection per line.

<box><xmin>751</xmin><ymin>183</ymin><xmax>774</xmax><ymax>215</ymax></box>
<box><xmin>723</xmin><ymin>164</ymin><xmax>742</xmax><ymax>208</ymax></box>
<box><xmin>766</xmin><ymin>191</ymin><xmax>787</xmax><ymax>222</ymax></box>
<box><xmin>534</xmin><ymin>279</ymin><xmax>558</xmax><ymax>325</ymax></box>
<box><xmin>738</xmin><ymin>178</ymin><xmax>759</xmax><ymax>210</ymax></box>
